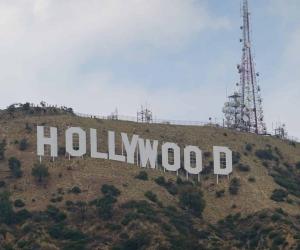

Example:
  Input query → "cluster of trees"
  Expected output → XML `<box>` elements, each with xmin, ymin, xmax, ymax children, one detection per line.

<box><xmin>6</xmin><ymin>102</ymin><xmax>74</xmax><ymax>115</ymax></box>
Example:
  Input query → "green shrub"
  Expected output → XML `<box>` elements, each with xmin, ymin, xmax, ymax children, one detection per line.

<box><xmin>255</xmin><ymin>149</ymin><xmax>277</xmax><ymax>161</ymax></box>
<box><xmin>97</xmin><ymin>195</ymin><xmax>116</xmax><ymax>220</ymax></box>
<box><xmin>0</xmin><ymin>192</ymin><xmax>14</xmax><ymax>225</ymax></box>
<box><xmin>14</xmin><ymin>199</ymin><xmax>25</xmax><ymax>208</ymax></box>
<box><xmin>114</xmin><ymin>231</ymin><xmax>151</xmax><ymax>250</ymax></box>
<box><xmin>272</xmin><ymin>174</ymin><xmax>300</xmax><ymax>197</ymax></box>
<box><xmin>121</xmin><ymin>212</ymin><xmax>139</xmax><ymax>226</ymax></box>
<box><xmin>19</xmin><ymin>138</ymin><xmax>29</xmax><ymax>151</ymax></box>
<box><xmin>70</xmin><ymin>186</ymin><xmax>82</xmax><ymax>194</ymax></box>
<box><xmin>48</xmin><ymin>224</ymin><xmax>86</xmax><ymax>242</ymax></box>
<box><xmin>121</xmin><ymin>200</ymin><xmax>158</xmax><ymax>223</ymax></box>
<box><xmin>237</xmin><ymin>163</ymin><xmax>251</xmax><ymax>172</ymax></box>
<box><xmin>176</xmin><ymin>177</ymin><xmax>193</xmax><ymax>186</ymax></box>
<box><xmin>296</xmin><ymin>162</ymin><xmax>300</xmax><ymax>169</ymax></box>
<box><xmin>155</xmin><ymin>176</ymin><xmax>166</xmax><ymax>186</ymax></box>
<box><xmin>179</xmin><ymin>187</ymin><xmax>205</xmax><ymax>217</ymax></box>
<box><xmin>8</xmin><ymin>157</ymin><xmax>23</xmax><ymax>178</ymax></box>
<box><xmin>65</xmin><ymin>200</ymin><xmax>74</xmax><ymax>207</ymax></box>
<box><xmin>101</xmin><ymin>184</ymin><xmax>120</xmax><ymax>197</ymax></box>
<box><xmin>229</xmin><ymin>178</ymin><xmax>240</xmax><ymax>195</ymax></box>
<box><xmin>15</xmin><ymin>209</ymin><xmax>32</xmax><ymax>224</ymax></box>
<box><xmin>135</xmin><ymin>171</ymin><xmax>148</xmax><ymax>181</ymax></box>
<box><xmin>154</xmin><ymin>177</ymin><xmax>177</xmax><ymax>195</ymax></box>
<box><xmin>248</xmin><ymin>176</ymin><xmax>256</xmax><ymax>183</ymax></box>
<box><xmin>46</xmin><ymin>205</ymin><xmax>67</xmax><ymax>222</ymax></box>
<box><xmin>271</xmin><ymin>213</ymin><xmax>281</xmax><ymax>222</ymax></box>
<box><xmin>144</xmin><ymin>191</ymin><xmax>158</xmax><ymax>203</ymax></box>
<box><xmin>245</xmin><ymin>143</ymin><xmax>253</xmax><ymax>152</ymax></box>
<box><xmin>216</xmin><ymin>189</ymin><xmax>225</xmax><ymax>198</ymax></box>
<box><xmin>272</xmin><ymin>235</ymin><xmax>285</xmax><ymax>246</ymax></box>
<box><xmin>271</xmin><ymin>189</ymin><xmax>288</xmax><ymax>202</ymax></box>
<box><xmin>0</xmin><ymin>140</ymin><xmax>6</xmax><ymax>160</ymax></box>
<box><xmin>31</xmin><ymin>163</ymin><xmax>49</xmax><ymax>182</ymax></box>
<box><xmin>106</xmin><ymin>223</ymin><xmax>122</xmax><ymax>231</ymax></box>
<box><xmin>0</xmin><ymin>181</ymin><xmax>6</xmax><ymax>188</ymax></box>
<box><xmin>232</xmin><ymin>152</ymin><xmax>241</xmax><ymax>164</ymax></box>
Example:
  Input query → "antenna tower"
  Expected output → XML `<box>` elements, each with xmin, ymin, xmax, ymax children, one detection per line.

<box><xmin>223</xmin><ymin>0</ymin><xmax>266</xmax><ymax>134</ymax></box>
<box><xmin>137</xmin><ymin>105</ymin><xmax>153</xmax><ymax>123</ymax></box>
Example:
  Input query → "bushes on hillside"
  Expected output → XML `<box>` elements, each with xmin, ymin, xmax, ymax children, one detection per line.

<box><xmin>70</xmin><ymin>186</ymin><xmax>81</xmax><ymax>194</ymax></box>
<box><xmin>0</xmin><ymin>192</ymin><xmax>14</xmax><ymax>225</ymax></box>
<box><xmin>113</xmin><ymin>231</ymin><xmax>151</xmax><ymax>250</ymax></box>
<box><xmin>8</xmin><ymin>157</ymin><xmax>23</xmax><ymax>178</ymax></box>
<box><xmin>19</xmin><ymin>138</ymin><xmax>29</xmax><ymax>151</ymax></box>
<box><xmin>179</xmin><ymin>187</ymin><xmax>205</xmax><ymax>217</ymax></box>
<box><xmin>271</xmin><ymin>189</ymin><xmax>288</xmax><ymax>202</ymax></box>
<box><xmin>248</xmin><ymin>176</ymin><xmax>256</xmax><ymax>183</ymax></box>
<box><xmin>14</xmin><ymin>199</ymin><xmax>25</xmax><ymax>208</ymax></box>
<box><xmin>135</xmin><ymin>171</ymin><xmax>148</xmax><ymax>181</ymax></box>
<box><xmin>237</xmin><ymin>163</ymin><xmax>251</xmax><ymax>172</ymax></box>
<box><xmin>229</xmin><ymin>178</ymin><xmax>240</xmax><ymax>195</ymax></box>
<box><xmin>0</xmin><ymin>139</ymin><xmax>6</xmax><ymax>160</ymax></box>
<box><xmin>255</xmin><ymin>149</ymin><xmax>277</xmax><ymax>161</ymax></box>
<box><xmin>154</xmin><ymin>176</ymin><xmax>178</xmax><ymax>195</ymax></box>
<box><xmin>232</xmin><ymin>152</ymin><xmax>241</xmax><ymax>164</ymax></box>
<box><xmin>46</xmin><ymin>205</ymin><xmax>67</xmax><ymax>222</ymax></box>
<box><xmin>31</xmin><ymin>163</ymin><xmax>49</xmax><ymax>183</ymax></box>
<box><xmin>48</xmin><ymin>223</ymin><xmax>87</xmax><ymax>242</ymax></box>
<box><xmin>101</xmin><ymin>184</ymin><xmax>121</xmax><ymax>197</ymax></box>
<box><xmin>144</xmin><ymin>191</ymin><xmax>158</xmax><ymax>203</ymax></box>
<box><xmin>216</xmin><ymin>189</ymin><xmax>225</xmax><ymax>198</ymax></box>
<box><xmin>245</xmin><ymin>143</ymin><xmax>253</xmax><ymax>152</ymax></box>
<box><xmin>93</xmin><ymin>184</ymin><xmax>121</xmax><ymax>220</ymax></box>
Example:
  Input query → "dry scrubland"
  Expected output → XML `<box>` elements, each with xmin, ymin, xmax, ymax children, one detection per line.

<box><xmin>1</xmin><ymin>109</ymin><xmax>300</xmax><ymax>249</ymax></box>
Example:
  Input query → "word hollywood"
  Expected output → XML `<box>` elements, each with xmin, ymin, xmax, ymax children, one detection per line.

<box><xmin>37</xmin><ymin>126</ymin><xmax>233</xmax><ymax>181</ymax></box>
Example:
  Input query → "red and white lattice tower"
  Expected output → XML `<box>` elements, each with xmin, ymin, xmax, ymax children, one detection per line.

<box><xmin>223</xmin><ymin>0</ymin><xmax>266</xmax><ymax>134</ymax></box>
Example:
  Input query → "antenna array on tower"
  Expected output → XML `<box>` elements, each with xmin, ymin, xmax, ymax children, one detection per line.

<box><xmin>223</xmin><ymin>0</ymin><xmax>266</xmax><ymax>134</ymax></box>
<box><xmin>137</xmin><ymin>105</ymin><xmax>153</xmax><ymax>123</ymax></box>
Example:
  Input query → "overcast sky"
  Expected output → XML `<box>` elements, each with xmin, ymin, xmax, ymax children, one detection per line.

<box><xmin>0</xmin><ymin>0</ymin><xmax>299</xmax><ymax>139</ymax></box>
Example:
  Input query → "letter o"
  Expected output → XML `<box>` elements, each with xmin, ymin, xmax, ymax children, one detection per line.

<box><xmin>184</xmin><ymin>146</ymin><xmax>202</xmax><ymax>175</ymax></box>
<box><xmin>66</xmin><ymin>127</ymin><xmax>86</xmax><ymax>157</ymax></box>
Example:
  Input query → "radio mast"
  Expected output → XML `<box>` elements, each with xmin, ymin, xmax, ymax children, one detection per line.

<box><xmin>223</xmin><ymin>0</ymin><xmax>266</xmax><ymax>134</ymax></box>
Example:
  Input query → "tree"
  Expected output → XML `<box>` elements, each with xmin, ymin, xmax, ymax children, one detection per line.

<box><xmin>8</xmin><ymin>157</ymin><xmax>23</xmax><ymax>178</ymax></box>
<box><xmin>271</xmin><ymin>189</ymin><xmax>288</xmax><ymax>202</ymax></box>
<box><xmin>0</xmin><ymin>191</ymin><xmax>14</xmax><ymax>224</ymax></box>
<box><xmin>76</xmin><ymin>201</ymin><xmax>87</xmax><ymax>221</ymax></box>
<box><xmin>19</xmin><ymin>138</ymin><xmax>29</xmax><ymax>151</ymax></box>
<box><xmin>229</xmin><ymin>178</ymin><xmax>241</xmax><ymax>195</ymax></box>
<box><xmin>179</xmin><ymin>187</ymin><xmax>206</xmax><ymax>217</ymax></box>
<box><xmin>0</xmin><ymin>140</ymin><xmax>6</xmax><ymax>160</ymax></box>
<box><xmin>32</xmin><ymin>163</ymin><xmax>49</xmax><ymax>183</ymax></box>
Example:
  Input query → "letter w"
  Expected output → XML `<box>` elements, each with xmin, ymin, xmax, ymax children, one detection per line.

<box><xmin>138</xmin><ymin>139</ymin><xmax>158</xmax><ymax>169</ymax></box>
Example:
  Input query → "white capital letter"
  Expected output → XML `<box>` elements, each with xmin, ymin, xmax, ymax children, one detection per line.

<box><xmin>213</xmin><ymin>146</ymin><xmax>232</xmax><ymax>175</ymax></box>
<box><xmin>122</xmin><ymin>133</ymin><xmax>139</xmax><ymax>164</ymax></box>
<box><xmin>109</xmin><ymin>131</ymin><xmax>125</xmax><ymax>162</ymax></box>
<box><xmin>37</xmin><ymin>126</ymin><xmax>58</xmax><ymax>157</ymax></box>
<box><xmin>90</xmin><ymin>129</ymin><xmax>108</xmax><ymax>159</ymax></box>
<box><xmin>66</xmin><ymin>127</ymin><xmax>86</xmax><ymax>157</ymax></box>
<box><xmin>138</xmin><ymin>138</ymin><xmax>158</xmax><ymax>168</ymax></box>
<box><xmin>184</xmin><ymin>146</ymin><xmax>202</xmax><ymax>175</ymax></box>
<box><xmin>162</xmin><ymin>142</ymin><xmax>180</xmax><ymax>172</ymax></box>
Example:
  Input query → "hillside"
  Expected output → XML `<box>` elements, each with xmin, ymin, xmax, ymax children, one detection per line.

<box><xmin>1</xmin><ymin>105</ymin><xmax>300</xmax><ymax>250</ymax></box>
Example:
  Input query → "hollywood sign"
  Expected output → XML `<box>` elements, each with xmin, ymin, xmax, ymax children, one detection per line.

<box><xmin>37</xmin><ymin>126</ymin><xmax>233</xmax><ymax>180</ymax></box>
